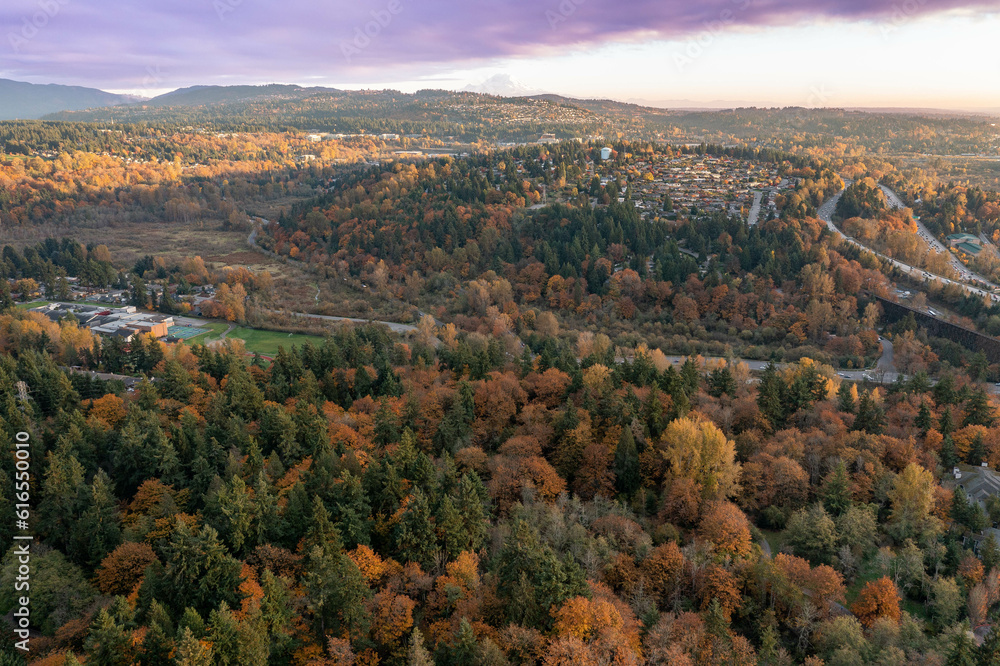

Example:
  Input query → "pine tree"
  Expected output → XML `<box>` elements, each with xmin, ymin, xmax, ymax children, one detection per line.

<box><xmin>852</xmin><ymin>390</ymin><xmax>886</xmax><ymax>434</ymax></box>
<box><xmin>757</xmin><ymin>363</ymin><xmax>785</xmax><ymax>430</ymax></box>
<box><xmin>207</xmin><ymin>603</ymin><xmax>240</xmax><ymax>666</ymax></box>
<box><xmin>964</xmin><ymin>388</ymin><xmax>995</xmax><ymax>427</ymax></box>
<box><xmin>85</xmin><ymin>608</ymin><xmax>135</xmax><ymax>666</ymax></box>
<box><xmin>945</xmin><ymin>629</ymin><xmax>977</xmax><ymax>666</ymax></box>
<box><xmin>303</xmin><ymin>547</ymin><xmax>372</xmax><ymax>641</ymax></box>
<box><xmin>837</xmin><ymin>380</ymin><xmax>857</xmax><ymax>413</ymax></box>
<box><xmin>978</xmin><ymin>623</ymin><xmax>1000</xmax><ymax>665</ymax></box>
<box><xmin>73</xmin><ymin>469</ymin><xmax>122</xmax><ymax>567</ymax></box>
<box><xmin>680</xmin><ymin>357</ymin><xmax>700</xmax><ymax>396</ymax></box>
<box><xmin>939</xmin><ymin>406</ymin><xmax>955</xmax><ymax>435</ymax></box>
<box><xmin>613</xmin><ymin>427</ymin><xmax>640</xmax><ymax>496</ymax></box>
<box><xmin>952</xmin><ymin>486</ymin><xmax>971</xmax><ymax>527</ymax></box>
<box><xmin>139</xmin><ymin>601</ymin><xmax>175</xmax><ymax>666</ymax></box>
<box><xmin>942</xmin><ymin>436</ymin><xmax>958</xmax><ymax>468</ymax></box>
<box><xmin>707</xmin><ymin>365</ymin><xmax>736</xmax><ymax>397</ymax></box>
<box><xmin>457</xmin><ymin>473</ymin><xmax>489</xmax><ymax>552</ymax></box>
<box><xmin>449</xmin><ymin>618</ymin><xmax>479</xmax><ymax>666</ymax></box>
<box><xmin>174</xmin><ymin>626</ymin><xmax>213</xmax><ymax>666</ymax></box>
<box><xmin>982</xmin><ymin>534</ymin><xmax>1000</xmax><ymax>573</ymax></box>
<box><xmin>407</xmin><ymin>628</ymin><xmax>434</xmax><ymax>666</ymax></box>
<box><xmin>394</xmin><ymin>488</ymin><xmax>438</xmax><ymax>569</ymax></box>
<box><xmin>915</xmin><ymin>401</ymin><xmax>933</xmax><ymax>436</ymax></box>
<box><xmin>821</xmin><ymin>460</ymin><xmax>852</xmax><ymax>516</ymax></box>
<box><xmin>374</xmin><ymin>397</ymin><xmax>401</xmax><ymax>445</ymax></box>
<box><xmin>436</xmin><ymin>495</ymin><xmax>467</xmax><ymax>560</ymax></box>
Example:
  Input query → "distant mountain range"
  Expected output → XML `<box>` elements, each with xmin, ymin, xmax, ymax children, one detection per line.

<box><xmin>0</xmin><ymin>79</ymin><xmax>138</xmax><ymax>120</ymax></box>
<box><xmin>462</xmin><ymin>74</ymin><xmax>545</xmax><ymax>97</ymax></box>
<box><xmin>3</xmin><ymin>77</ymin><xmax>994</xmax><ymax>127</ymax></box>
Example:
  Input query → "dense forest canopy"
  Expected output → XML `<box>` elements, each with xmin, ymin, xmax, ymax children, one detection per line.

<box><xmin>3</xmin><ymin>96</ymin><xmax>1000</xmax><ymax>665</ymax></box>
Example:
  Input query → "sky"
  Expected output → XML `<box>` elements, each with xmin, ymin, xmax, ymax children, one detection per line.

<box><xmin>1</xmin><ymin>0</ymin><xmax>999</xmax><ymax>109</ymax></box>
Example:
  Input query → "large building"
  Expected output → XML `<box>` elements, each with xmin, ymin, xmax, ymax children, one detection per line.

<box><xmin>31</xmin><ymin>303</ymin><xmax>174</xmax><ymax>340</ymax></box>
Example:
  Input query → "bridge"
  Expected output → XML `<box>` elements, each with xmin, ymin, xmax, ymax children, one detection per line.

<box><xmin>873</xmin><ymin>295</ymin><xmax>1000</xmax><ymax>364</ymax></box>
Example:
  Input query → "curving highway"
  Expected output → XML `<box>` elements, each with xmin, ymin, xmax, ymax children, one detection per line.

<box><xmin>818</xmin><ymin>181</ymin><xmax>1000</xmax><ymax>303</ymax></box>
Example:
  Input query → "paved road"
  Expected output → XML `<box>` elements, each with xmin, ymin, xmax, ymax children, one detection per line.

<box><xmin>273</xmin><ymin>309</ymin><xmax>419</xmax><ymax>333</ymax></box>
<box><xmin>818</xmin><ymin>182</ymin><xmax>1000</xmax><ymax>303</ymax></box>
<box><xmin>747</xmin><ymin>190</ymin><xmax>764</xmax><ymax>226</ymax></box>
<box><xmin>879</xmin><ymin>184</ymin><xmax>993</xmax><ymax>285</ymax></box>
<box><xmin>660</xmin><ymin>348</ymin><xmax>892</xmax><ymax>384</ymax></box>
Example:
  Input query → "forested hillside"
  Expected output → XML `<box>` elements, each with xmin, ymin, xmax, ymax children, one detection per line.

<box><xmin>4</xmin><ymin>101</ymin><xmax>1000</xmax><ymax>665</ymax></box>
<box><xmin>3</xmin><ymin>280</ymin><xmax>1000</xmax><ymax>664</ymax></box>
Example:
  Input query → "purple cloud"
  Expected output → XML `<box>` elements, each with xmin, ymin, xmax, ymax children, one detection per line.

<box><xmin>0</xmin><ymin>0</ymin><xmax>996</xmax><ymax>89</ymax></box>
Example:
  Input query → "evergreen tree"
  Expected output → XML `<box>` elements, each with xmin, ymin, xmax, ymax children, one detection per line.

<box><xmin>73</xmin><ymin>469</ymin><xmax>122</xmax><ymax>567</ymax></box>
<box><xmin>915</xmin><ymin>401</ymin><xmax>933</xmax><ymax>436</ymax></box>
<box><xmin>85</xmin><ymin>608</ymin><xmax>135</xmax><ymax>666</ymax></box>
<box><xmin>978</xmin><ymin>623</ymin><xmax>1000</xmax><ymax>665</ymax></box>
<box><xmin>757</xmin><ymin>363</ymin><xmax>785</xmax><ymax>430</ymax></box>
<box><xmin>939</xmin><ymin>406</ymin><xmax>955</xmax><ymax>435</ymax></box>
<box><xmin>173</xmin><ymin>626</ymin><xmax>213</xmax><ymax>666</ymax></box>
<box><xmin>982</xmin><ymin>534</ymin><xmax>1000</xmax><ymax>572</ymax></box>
<box><xmin>394</xmin><ymin>488</ymin><xmax>438</xmax><ymax>568</ymax></box>
<box><xmin>821</xmin><ymin>460</ymin><xmax>852</xmax><ymax>517</ymax></box>
<box><xmin>837</xmin><ymin>381</ymin><xmax>856</xmax><ymax>413</ymax></box>
<box><xmin>852</xmin><ymin>390</ymin><xmax>886</xmax><ymax>434</ymax></box>
<box><xmin>303</xmin><ymin>546</ymin><xmax>372</xmax><ymax>641</ymax></box>
<box><xmin>964</xmin><ymin>388</ymin><xmax>995</xmax><ymax>427</ymax></box>
<box><xmin>613</xmin><ymin>427</ymin><xmax>640</xmax><ymax>496</ymax></box>
<box><xmin>952</xmin><ymin>486</ymin><xmax>972</xmax><ymax>527</ymax></box>
<box><xmin>407</xmin><ymin>628</ymin><xmax>435</xmax><ymax>666</ymax></box>
<box><xmin>138</xmin><ymin>601</ymin><xmax>174</xmax><ymax>666</ymax></box>
<box><xmin>448</xmin><ymin>618</ymin><xmax>479</xmax><ymax>666</ymax></box>
<box><xmin>457</xmin><ymin>473</ymin><xmax>489</xmax><ymax>552</ymax></box>
<box><xmin>374</xmin><ymin>397</ymin><xmax>401</xmax><ymax>445</ymax></box>
<box><xmin>945</xmin><ymin>629</ymin><xmax>978</xmax><ymax>666</ymax></box>
<box><xmin>707</xmin><ymin>365</ymin><xmax>736</xmax><ymax>398</ymax></box>
<box><xmin>436</xmin><ymin>495</ymin><xmax>467</xmax><ymax>560</ymax></box>
<box><xmin>941</xmin><ymin>435</ymin><xmax>959</xmax><ymax>468</ymax></box>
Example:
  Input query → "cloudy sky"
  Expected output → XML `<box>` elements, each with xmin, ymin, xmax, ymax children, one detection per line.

<box><xmin>2</xmin><ymin>0</ymin><xmax>999</xmax><ymax>108</ymax></box>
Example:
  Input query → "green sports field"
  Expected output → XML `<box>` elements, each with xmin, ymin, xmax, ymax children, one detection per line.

<box><xmin>225</xmin><ymin>327</ymin><xmax>326</xmax><ymax>357</ymax></box>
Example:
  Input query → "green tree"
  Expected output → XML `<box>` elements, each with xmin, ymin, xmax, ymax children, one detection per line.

<box><xmin>821</xmin><ymin>460</ymin><xmax>852</xmax><ymax>516</ymax></box>
<box><xmin>915</xmin><ymin>401</ymin><xmax>933</xmax><ymax>436</ymax></box>
<box><xmin>964</xmin><ymin>388</ymin><xmax>995</xmax><ymax>427</ymax></box>
<box><xmin>852</xmin><ymin>390</ymin><xmax>885</xmax><ymax>434</ymax></box>
<box><xmin>494</xmin><ymin>521</ymin><xmax>588</xmax><ymax>629</ymax></box>
<box><xmin>613</xmin><ymin>427</ymin><xmax>640</xmax><ymax>496</ymax></box>
<box><xmin>158</xmin><ymin>521</ymin><xmax>244</xmax><ymax>617</ymax></box>
<box><xmin>757</xmin><ymin>363</ymin><xmax>785</xmax><ymax>430</ymax></box>
<box><xmin>837</xmin><ymin>381</ymin><xmax>856</xmax><ymax>413</ymax></box>
<box><xmin>939</xmin><ymin>406</ymin><xmax>955</xmax><ymax>435</ymax></box>
<box><xmin>945</xmin><ymin>630</ymin><xmax>978</xmax><ymax>666</ymax></box>
<box><xmin>173</xmin><ymin>626</ymin><xmax>213</xmax><ymax>665</ymax></box>
<box><xmin>394</xmin><ymin>488</ymin><xmax>438</xmax><ymax>568</ymax></box>
<box><xmin>786</xmin><ymin>504</ymin><xmax>839</xmax><ymax>564</ymax></box>
<box><xmin>982</xmin><ymin>533</ymin><xmax>1000</xmax><ymax>572</ymax></box>
<box><xmin>303</xmin><ymin>546</ymin><xmax>372</xmax><ymax>641</ymax></box>
<box><xmin>707</xmin><ymin>365</ymin><xmax>736</xmax><ymax>398</ymax></box>
<box><xmin>73</xmin><ymin>469</ymin><xmax>122</xmax><ymax>567</ymax></box>
<box><xmin>85</xmin><ymin>607</ymin><xmax>135</xmax><ymax>666</ymax></box>
<box><xmin>929</xmin><ymin>577</ymin><xmax>962</xmax><ymax>629</ymax></box>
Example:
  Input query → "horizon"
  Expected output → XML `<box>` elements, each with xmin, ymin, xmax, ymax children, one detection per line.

<box><xmin>2</xmin><ymin>0</ymin><xmax>999</xmax><ymax>110</ymax></box>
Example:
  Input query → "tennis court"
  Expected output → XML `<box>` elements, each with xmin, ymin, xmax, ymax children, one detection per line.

<box><xmin>167</xmin><ymin>325</ymin><xmax>209</xmax><ymax>339</ymax></box>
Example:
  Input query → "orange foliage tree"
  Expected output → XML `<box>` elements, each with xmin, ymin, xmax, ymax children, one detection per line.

<box><xmin>851</xmin><ymin>576</ymin><xmax>901</xmax><ymax>627</ymax></box>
